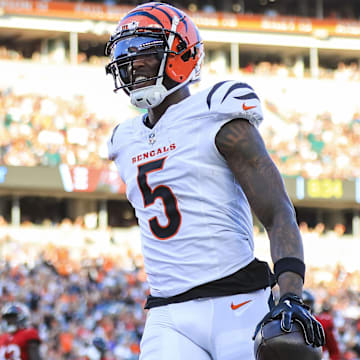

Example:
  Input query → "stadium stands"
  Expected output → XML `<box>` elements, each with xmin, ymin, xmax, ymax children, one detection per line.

<box><xmin>1</xmin><ymin>60</ymin><xmax>360</xmax><ymax>179</ymax></box>
<box><xmin>1</xmin><ymin>227</ymin><xmax>360</xmax><ymax>359</ymax></box>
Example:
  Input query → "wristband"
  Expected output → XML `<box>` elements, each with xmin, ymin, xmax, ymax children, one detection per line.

<box><xmin>279</xmin><ymin>292</ymin><xmax>303</xmax><ymax>304</ymax></box>
<box><xmin>274</xmin><ymin>257</ymin><xmax>305</xmax><ymax>283</ymax></box>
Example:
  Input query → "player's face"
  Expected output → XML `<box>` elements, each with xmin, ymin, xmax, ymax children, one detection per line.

<box><xmin>112</xmin><ymin>36</ymin><xmax>163</xmax><ymax>91</ymax></box>
<box><xmin>129</xmin><ymin>53</ymin><xmax>161</xmax><ymax>90</ymax></box>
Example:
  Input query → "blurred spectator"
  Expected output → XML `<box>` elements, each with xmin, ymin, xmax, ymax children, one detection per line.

<box><xmin>334</xmin><ymin>223</ymin><xmax>347</xmax><ymax>237</ymax></box>
<box><xmin>299</xmin><ymin>221</ymin><xmax>310</xmax><ymax>234</ymax></box>
<box><xmin>313</xmin><ymin>222</ymin><xmax>325</xmax><ymax>236</ymax></box>
<box><xmin>0</xmin><ymin>302</ymin><xmax>42</xmax><ymax>360</ymax></box>
<box><xmin>303</xmin><ymin>290</ymin><xmax>342</xmax><ymax>360</ymax></box>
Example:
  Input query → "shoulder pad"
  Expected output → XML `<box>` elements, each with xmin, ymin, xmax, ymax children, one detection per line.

<box><xmin>206</xmin><ymin>81</ymin><xmax>263</xmax><ymax>127</ymax></box>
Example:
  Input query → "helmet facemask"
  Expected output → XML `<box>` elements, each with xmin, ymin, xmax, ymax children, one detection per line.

<box><xmin>106</xmin><ymin>35</ymin><xmax>165</xmax><ymax>93</ymax></box>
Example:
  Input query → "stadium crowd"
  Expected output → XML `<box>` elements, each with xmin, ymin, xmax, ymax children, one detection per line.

<box><xmin>2</xmin><ymin>44</ymin><xmax>360</xmax><ymax>82</ymax></box>
<box><xmin>0</xmin><ymin>227</ymin><xmax>360</xmax><ymax>360</ymax></box>
<box><xmin>0</xmin><ymin>90</ymin><xmax>111</xmax><ymax>169</ymax></box>
<box><xmin>1</xmin><ymin>80</ymin><xmax>360</xmax><ymax>179</ymax></box>
<box><xmin>0</xmin><ymin>231</ymin><xmax>146</xmax><ymax>360</ymax></box>
<box><xmin>262</xmin><ymin>107</ymin><xmax>360</xmax><ymax>179</ymax></box>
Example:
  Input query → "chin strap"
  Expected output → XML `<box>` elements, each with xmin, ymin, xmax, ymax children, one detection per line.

<box><xmin>130</xmin><ymin>84</ymin><xmax>168</xmax><ymax>108</ymax></box>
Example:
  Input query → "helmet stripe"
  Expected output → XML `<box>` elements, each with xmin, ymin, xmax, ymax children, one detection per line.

<box><xmin>158</xmin><ymin>4</ymin><xmax>189</xmax><ymax>32</ymax></box>
<box><xmin>171</xmin><ymin>8</ymin><xmax>188</xmax><ymax>32</ymax></box>
<box><xmin>122</xmin><ymin>11</ymin><xmax>164</xmax><ymax>28</ymax></box>
<box><xmin>154</xmin><ymin>7</ymin><xmax>174</xmax><ymax>26</ymax></box>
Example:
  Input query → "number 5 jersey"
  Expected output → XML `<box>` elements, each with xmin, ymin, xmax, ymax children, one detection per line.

<box><xmin>108</xmin><ymin>81</ymin><xmax>265</xmax><ymax>298</ymax></box>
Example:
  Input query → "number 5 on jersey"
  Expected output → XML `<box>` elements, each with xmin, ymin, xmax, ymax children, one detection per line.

<box><xmin>137</xmin><ymin>157</ymin><xmax>181</xmax><ymax>240</ymax></box>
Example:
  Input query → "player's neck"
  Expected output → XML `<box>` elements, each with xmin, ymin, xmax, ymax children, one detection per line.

<box><xmin>146</xmin><ymin>87</ymin><xmax>191</xmax><ymax>128</ymax></box>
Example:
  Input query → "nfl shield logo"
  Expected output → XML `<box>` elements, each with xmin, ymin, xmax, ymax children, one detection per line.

<box><xmin>148</xmin><ymin>132</ymin><xmax>156</xmax><ymax>145</ymax></box>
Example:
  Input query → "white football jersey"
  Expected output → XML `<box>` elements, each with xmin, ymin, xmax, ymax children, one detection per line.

<box><xmin>108</xmin><ymin>81</ymin><xmax>264</xmax><ymax>297</ymax></box>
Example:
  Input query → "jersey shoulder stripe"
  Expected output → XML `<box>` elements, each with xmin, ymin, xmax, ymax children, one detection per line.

<box><xmin>206</xmin><ymin>80</ymin><xmax>230</xmax><ymax>109</ymax></box>
<box><xmin>206</xmin><ymin>81</ymin><xmax>260</xmax><ymax>110</ymax></box>
<box><xmin>108</xmin><ymin>123</ymin><xmax>121</xmax><ymax>161</ymax></box>
<box><xmin>221</xmin><ymin>82</ymin><xmax>259</xmax><ymax>103</ymax></box>
<box><xmin>233</xmin><ymin>92</ymin><xmax>259</xmax><ymax>101</ymax></box>
<box><xmin>204</xmin><ymin>80</ymin><xmax>263</xmax><ymax>128</ymax></box>
<box><xmin>110</xmin><ymin>124</ymin><xmax>120</xmax><ymax>145</ymax></box>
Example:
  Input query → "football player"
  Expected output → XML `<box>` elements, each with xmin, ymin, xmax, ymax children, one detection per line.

<box><xmin>0</xmin><ymin>302</ymin><xmax>42</xmax><ymax>360</ymax></box>
<box><xmin>105</xmin><ymin>2</ymin><xmax>324</xmax><ymax>359</ymax></box>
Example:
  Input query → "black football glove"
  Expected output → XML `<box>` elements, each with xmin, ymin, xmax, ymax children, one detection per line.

<box><xmin>253</xmin><ymin>293</ymin><xmax>325</xmax><ymax>347</ymax></box>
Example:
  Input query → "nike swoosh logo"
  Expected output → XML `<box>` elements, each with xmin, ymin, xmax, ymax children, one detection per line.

<box><xmin>242</xmin><ymin>103</ymin><xmax>256</xmax><ymax>111</ymax></box>
<box><xmin>231</xmin><ymin>299</ymin><xmax>252</xmax><ymax>310</ymax></box>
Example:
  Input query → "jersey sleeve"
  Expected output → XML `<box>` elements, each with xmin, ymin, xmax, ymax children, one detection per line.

<box><xmin>206</xmin><ymin>80</ymin><xmax>263</xmax><ymax>128</ymax></box>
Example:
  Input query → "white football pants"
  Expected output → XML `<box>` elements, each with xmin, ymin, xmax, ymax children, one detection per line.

<box><xmin>140</xmin><ymin>287</ymin><xmax>271</xmax><ymax>360</ymax></box>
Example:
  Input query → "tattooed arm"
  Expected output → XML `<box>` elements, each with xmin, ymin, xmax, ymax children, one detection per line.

<box><xmin>215</xmin><ymin>119</ymin><xmax>304</xmax><ymax>297</ymax></box>
<box><xmin>215</xmin><ymin>119</ymin><xmax>325</xmax><ymax>347</ymax></box>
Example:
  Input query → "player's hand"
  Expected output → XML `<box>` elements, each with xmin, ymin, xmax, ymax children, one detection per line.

<box><xmin>253</xmin><ymin>293</ymin><xmax>325</xmax><ymax>347</ymax></box>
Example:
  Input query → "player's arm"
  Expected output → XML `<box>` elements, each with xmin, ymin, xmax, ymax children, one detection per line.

<box><xmin>27</xmin><ymin>340</ymin><xmax>42</xmax><ymax>360</ymax></box>
<box><xmin>215</xmin><ymin>119</ymin><xmax>325</xmax><ymax>346</ymax></box>
<box><xmin>215</xmin><ymin>118</ymin><xmax>303</xmax><ymax>295</ymax></box>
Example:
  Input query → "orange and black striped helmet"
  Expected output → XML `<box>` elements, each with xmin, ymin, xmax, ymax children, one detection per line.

<box><xmin>105</xmin><ymin>2</ymin><xmax>204</xmax><ymax>108</ymax></box>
